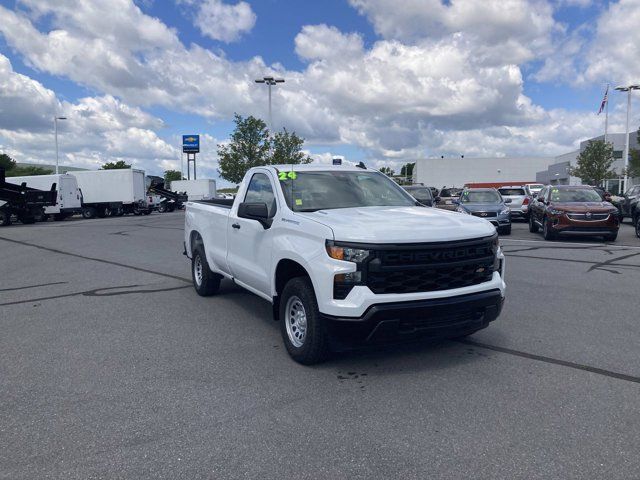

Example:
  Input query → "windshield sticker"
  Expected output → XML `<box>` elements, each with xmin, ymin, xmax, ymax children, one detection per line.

<box><xmin>278</xmin><ymin>171</ymin><xmax>297</xmax><ymax>180</ymax></box>
<box><xmin>295</xmin><ymin>199</ymin><xmax>303</xmax><ymax>206</ymax></box>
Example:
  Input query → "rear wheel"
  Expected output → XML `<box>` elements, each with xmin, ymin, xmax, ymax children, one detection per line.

<box><xmin>0</xmin><ymin>209</ymin><xmax>11</xmax><ymax>226</ymax></box>
<box><xmin>157</xmin><ymin>203</ymin><xmax>167</xmax><ymax>213</ymax></box>
<box><xmin>279</xmin><ymin>277</ymin><xmax>329</xmax><ymax>365</ymax></box>
<box><xmin>529</xmin><ymin>214</ymin><xmax>539</xmax><ymax>233</ymax></box>
<box><xmin>542</xmin><ymin>217</ymin><xmax>556</xmax><ymax>240</ymax></box>
<box><xmin>191</xmin><ymin>245</ymin><xmax>221</xmax><ymax>296</ymax></box>
<box><xmin>82</xmin><ymin>207</ymin><xmax>96</xmax><ymax>219</ymax></box>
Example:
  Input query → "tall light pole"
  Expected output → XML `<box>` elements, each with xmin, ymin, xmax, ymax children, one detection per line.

<box><xmin>615</xmin><ymin>84</ymin><xmax>640</xmax><ymax>193</ymax></box>
<box><xmin>54</xmin><ymin>116</ymin><xmax>67</xmax><ymax>174</ymax></box>
<box><xmin>254</xmin><ymin>76</ymin><xmax>285</xmax><ymax>132</ymax></box>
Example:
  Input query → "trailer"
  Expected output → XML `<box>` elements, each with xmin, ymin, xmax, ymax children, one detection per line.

<box><xmin>146</xmin><ymin>177</ymin><xmax>188</xmax><ymax>212</ymax></box>
<box><xmin>0</xmin><ymin>168</ymin><xmax>57</xmax><ymax>226</ymax></box>
<box><xmin>7</xmin><ymin>174</ymin><xmax>82</xmax><ymax>220</ymax></box>
<box><xmin>169</xmin><ymin>179</ymin><xmax>216</xmax><ymax>201</ymax></box>
<box><xmin>70</xmin><ymin>169</ymin><xmax>150</xmax><ymax>218</ymax></box>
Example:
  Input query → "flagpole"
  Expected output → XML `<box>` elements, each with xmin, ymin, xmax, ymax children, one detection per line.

<box><xmin>604</xmin><ymin>88</ymin><xmax>609</xmax><ymax>144</ymax></box>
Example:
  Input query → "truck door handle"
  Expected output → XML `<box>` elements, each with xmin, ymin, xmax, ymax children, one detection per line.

<box><xmin>232</xmin><ymin>223</ymin><xmax>241</xmax><ymax>229</ymax></box>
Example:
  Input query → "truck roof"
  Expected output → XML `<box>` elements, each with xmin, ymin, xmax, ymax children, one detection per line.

<box><xmin>266</xmin><ymin>164</ymin><xmax>369</xmax><ymax>173</ymax></box>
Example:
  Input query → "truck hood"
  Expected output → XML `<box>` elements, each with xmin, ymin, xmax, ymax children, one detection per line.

<box><xmin>297</xmin><ymin>206</ymin><xmax>496</xmax><ymax>243</ymax></box>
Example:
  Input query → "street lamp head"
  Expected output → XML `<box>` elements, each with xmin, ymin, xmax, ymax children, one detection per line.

<box><xmin>630</xmin><ymin>85</ymin><xmax>640</xmax><ymax>90</ymax></box>
<box><xmin>56</xmin><ymin>116</ymin><xmax>67</xmax><ymax>120</ymax></box>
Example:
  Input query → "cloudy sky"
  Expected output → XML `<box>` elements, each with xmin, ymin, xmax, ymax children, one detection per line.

<box><xmin>0</xmin><ymin>0</ymin><xmax>639</xmax><ymax>185</ymax></box>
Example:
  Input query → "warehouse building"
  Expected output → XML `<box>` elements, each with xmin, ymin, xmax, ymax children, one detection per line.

<box><xmin>412</xmin><ymin>156</ymin><xmax>554</xmax><ymax>188</ymax></box>
<box><xmin>535</xmin><ymin>130</ymin><xmax>639</xmax><ymax>193</ymax></box>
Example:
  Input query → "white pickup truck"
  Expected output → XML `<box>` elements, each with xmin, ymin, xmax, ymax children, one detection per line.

<box><xmin>184</xmin><ymin>164</ymin><xmax>506</xmax><ymax>364</ymax></box>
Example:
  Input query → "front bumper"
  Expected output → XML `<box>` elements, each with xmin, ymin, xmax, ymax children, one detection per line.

<box><xmin>550</xmin><ymin>214</ymin><xmax>619</xmax><ymax>235</ymax></box>
<box><xmin>322</xmin><ymin>289</ymin><xmax>504</xmax><ymax>344</ymax></box>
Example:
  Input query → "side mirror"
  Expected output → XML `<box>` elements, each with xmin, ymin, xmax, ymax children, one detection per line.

<box><xmin>504</xmin><ymin>198</ymin><xmax>512</xmax><ymax>204</ymax></box>
<box><xmin>237</xmin><ymin>202</ymin><xmax>272</xmax><ymax>229</ymax></box>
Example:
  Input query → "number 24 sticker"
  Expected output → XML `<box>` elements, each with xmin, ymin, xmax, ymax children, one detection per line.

<box><xmin>278</xmin><ymin>171</ymin><xmax>297</xmax><ymax>180</ymax></box>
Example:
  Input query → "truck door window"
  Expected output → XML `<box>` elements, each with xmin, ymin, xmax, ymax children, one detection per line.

<box><xmin>244</xmin><ymin>173</ymin><xmax>277</xmax><ymax>217</ymax></box>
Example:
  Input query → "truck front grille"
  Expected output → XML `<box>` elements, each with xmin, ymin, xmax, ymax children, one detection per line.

<box><xmin>364</xmin><ymin>237</ymin><xmax>496</xmax><ymax>295</ymax></box>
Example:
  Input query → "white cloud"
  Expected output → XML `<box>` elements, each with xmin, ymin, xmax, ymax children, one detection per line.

<box><xmin>0</xmin><ymin>54</ymin><xmax>178</xmax><ymax>174</ymax></box>
<box><xmin>585</xmin><ymin>0</ymin><xmax>640</xmax><ymax>85</ymax></box>
<box><xmin>194</xmin><ymin>0</ymin><xmax>256</xmax><ymax>43</ymax></box>
<box><xmin>0</xmin><ymin>0</ymin><xmax>627</xmax><ymax>175</ymax></box>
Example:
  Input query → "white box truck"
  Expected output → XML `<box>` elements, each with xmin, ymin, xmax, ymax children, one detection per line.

<box><xmin>7</xmin><ymin>174</ymin><xmax>82</xmax><ymax>220</ymax></box>
<box><xmin>70</xmin><ymin>169</ymin><xmax>150</xmax><ymax>218</ymax></box>
<box><xmin>170</xmin><ymin>179</ymin><xmax>216</xmax><ymax>201</ymax></box>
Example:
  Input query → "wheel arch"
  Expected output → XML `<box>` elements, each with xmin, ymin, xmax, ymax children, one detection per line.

<box><xmin>273</xmin><ymin>258</ymin><xmax>313</xmax><ymax>321</ymax></box>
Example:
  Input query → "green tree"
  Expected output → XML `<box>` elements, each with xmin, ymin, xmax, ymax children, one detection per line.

<box><xmin>217</xmin><ymin>114</ymin><xmax>271</xmax><ymax>184</ymax></box>
<box><xmin>400</xmin><ymin>162</ymin><xmax>415</xmax><ymax>178</ymax></box>
<box><xmin>626</xmin><ymin>128</ymin><xmax>640</xmax><ymax>179</ymax></box>
<box><xmin>379</xmin><ymin>166</ymin><xmax>395</xmax><ymax>176</ymax></box>
<box><xmin>217</xmin><ymin>114</ymin><xmax>313</xmax><ymax>184</ymax></box>
<box><xmin>570</xmin><ymin>140</ymin><xmax>617</xmax><ymax>185</ymax></box>
<box><xmin>270</xmin><ymin>128</ymin><xmax>312</xmax><ymax>165</ymax></box>
<box><xmin>0</xmin><ymin>153</ymin><xmax>16</xmax><ymax>171</ymax></box>
<box><xmin>164</xmin><ymin>169</ymin><xmax>183</xmax><ymax>183</ymax></box>
<box><xmin>6</xmin><ymin>166</ymin><xmax>53</xmax><ymax>176</ymax></box>
<box><xmin>102</xmin><ymin>160</ymin><xmax>131</xmax><ymax>169</ymax></box>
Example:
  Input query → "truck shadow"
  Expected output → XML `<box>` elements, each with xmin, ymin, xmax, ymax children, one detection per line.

<box><xmin>217</xmin><ymin>279</ymin><xmax>503</xmax><ymax>374</ymax></box>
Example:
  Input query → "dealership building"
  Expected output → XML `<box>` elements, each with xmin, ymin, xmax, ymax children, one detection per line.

<box><xmin>412</xmin><ymin>130</ymin><xmax>639</xmax><ymax>193</ymax></box>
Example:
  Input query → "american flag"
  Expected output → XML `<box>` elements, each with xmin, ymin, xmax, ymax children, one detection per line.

<box><xmin>597</xmin><ymin>85</ymin><xmax>609</xmax><ymax>115</ymax></box>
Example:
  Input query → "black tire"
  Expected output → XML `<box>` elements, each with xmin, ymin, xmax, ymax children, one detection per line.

<box><xmin>542</xmin><ymin>217</ymin><xmax>556</xmax><ymax>240</ymax></box>
<box><xmin>115</xmin><ymin>207</ymin><xmax>124</xmax><ymax>217</ymax></box>
<box><xmin>636</xmin><ymin>217</ymin><xmax>640</xmax><ymax>239</ymax></box>
<box><xmin>499</xmin><ymin>225</ymin><xmax>511</xmax><ymax>235</ymax></box>
<box><xmin>0</xmin><ymin>209</ymin><xmax>11</xmax><ymax>226</ymax></box>
<box><xmin>143</xmin><ymin>209</ymin><xmax>151</xmax><ymax>215</ymax></box>
<box><xmin>191</xmin><ymin>245</ymin><xmax>221</xmax><ymax>296</ymax></box>
<box><xmin>82</xmin><ymin>207</ymin><xmax>96</xmax><ymax>219</ymax></box>
<box><xmin>157</xmin><ymin>203</ymin><xmax>167</xmax><ymax>213</ymax></box>
<box><xmin>279</xmin><ymin>276</ymin><xmax>329</xmax><ymax>365</ymax></box>
<box><xmin>19</xmin><ymin>215</ymin><xmax>36</xmax><ymax>224</ymax></box>
<box><xmin>529</xmin><ymin>214</ymin><xmax>539</xmax><ymax>233</ymax></box>
<box><xmin>53</xmin><ymin>213</ymin><xmax>67</xmax><ymax>221</ymax></box>
<box><xmin>604</xmin><ymin>232</ymin><xmax>618</xmax><ymax>242</ymax></box>
<box><xmin>33</xmin><ymin>209</ymin><xmax>46</xmax><ymax>222</ymax></box>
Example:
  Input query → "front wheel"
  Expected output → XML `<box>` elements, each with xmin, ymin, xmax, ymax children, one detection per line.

<box><xmin>529</xmin><ymin>214</ymin><xmax>539</xmax><ymax>233</ymax></box>
<box><xmin>191</xmin><ymin>245</ymin><xmax>221</xmax><ymax>296</ymax></box>
<box><xmin>82</xmin><ymin>207</ymin><xmax>96</xmax><ymax>219</ymax></box>
<box><xmin>0</xmin><ymin>209</ymin><xmax>11</xmax><ymax>226</ymax></box>
<box><xmin>542</xmin><ymin>217</ymin><xmax>556</xmax><ymax>240</ymax></box>
<box><xmin>279</xmin><ymin>277</ymin><xmax>329</xmax><ymax>365</ymax></box>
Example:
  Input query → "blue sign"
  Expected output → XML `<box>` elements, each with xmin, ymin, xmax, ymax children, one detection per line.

<box><xmin>182</xmin><ymin>135</ymin><xmax>200</xmax><ymax>153</ymax></box>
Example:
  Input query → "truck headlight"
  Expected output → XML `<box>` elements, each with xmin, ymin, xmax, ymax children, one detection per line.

<box><xmin>326</xmin><ymin>242</ymin><xmax>370</xmax><ymax>263</ymax></box>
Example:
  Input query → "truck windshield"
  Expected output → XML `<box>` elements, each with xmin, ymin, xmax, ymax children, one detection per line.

<box><xmin>278</xmin><ymin>170</ymin><xmax>415</xmax><ymax>212</ymax></box>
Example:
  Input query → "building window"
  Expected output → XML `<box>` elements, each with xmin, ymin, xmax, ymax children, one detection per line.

<box><xmin>613</xmin><ymin>150</ymin><xmax>623</xmax><ymax>159</ymax></box>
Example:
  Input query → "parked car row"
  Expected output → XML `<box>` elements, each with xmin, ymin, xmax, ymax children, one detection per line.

<box><xmin>402</xmin><ymin>182</ymin><xmax>639</xmax><ymax>241</ymax></box>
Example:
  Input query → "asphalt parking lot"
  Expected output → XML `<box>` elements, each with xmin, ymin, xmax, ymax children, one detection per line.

<box><xmin>1</xmin><ymin>214</ymin><xmax>639</xmax><ymax>479</ymax></box>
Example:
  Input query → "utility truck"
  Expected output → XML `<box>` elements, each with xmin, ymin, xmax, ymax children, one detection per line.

<box><xmin>184</xmin><ymin>164</ymin><xmax>506</xmax><ymax>364</ymax></box>
<box><xmin>171</xmin><ymin>179</ymin><xmax>216</xmax><ymax>201</ymax></box>
<box><xmin>70</xmin><ymin>169</ymin><xmax>150</xmax><ymax>218</ymax></box>
<box><xmin>7</xmin><ymin>174</ymin><xmax>82</xmax><ymax>220</ymax></box>
<box><xmin>0</xmin><ymin>168</ymin><xmax>57</xmax><ymax>225</ymax></box>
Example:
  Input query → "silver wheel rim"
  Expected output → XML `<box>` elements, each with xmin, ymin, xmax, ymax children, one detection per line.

<box><xmin>194</xmin><ymin>255</ymin><xmax>203</xmax><ymax>286</ymax></box>
<box><xmin>285</xmin><ymin>296</ymin><xmax>307</xmax><ymax>348</ymax></box>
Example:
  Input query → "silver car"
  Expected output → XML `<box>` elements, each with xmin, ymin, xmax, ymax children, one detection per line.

<box><xmin>498</xmin><ymin>186</ymin><xmax>530</xmax><ymax>220</ymax></box>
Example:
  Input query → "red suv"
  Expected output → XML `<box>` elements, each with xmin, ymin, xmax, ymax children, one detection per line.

<box><xmin>529</xmin><ymin>185</ymin><xmax>620</xmax><ymax>241</ymax></box>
